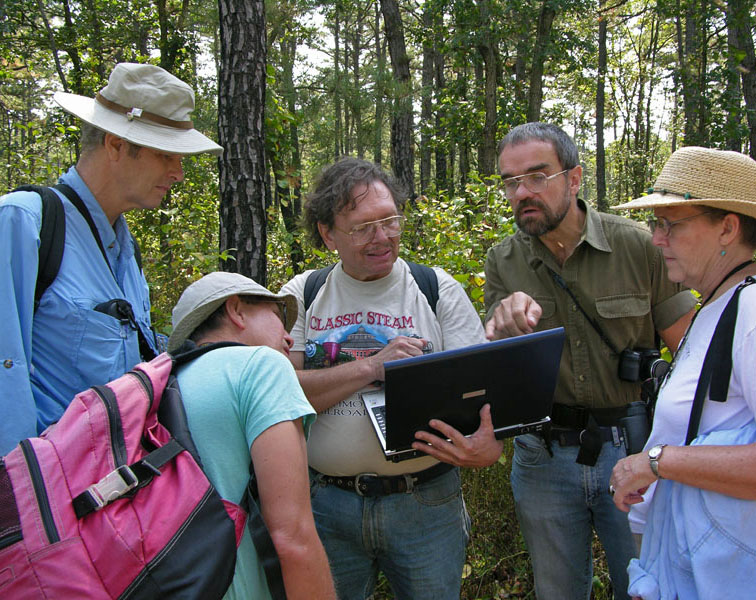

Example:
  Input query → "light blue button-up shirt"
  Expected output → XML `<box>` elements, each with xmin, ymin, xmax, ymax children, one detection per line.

<box><xmin>0</xmin><ymin>167</ymin><xmax>157</xmax><ymax>454</ymax></box>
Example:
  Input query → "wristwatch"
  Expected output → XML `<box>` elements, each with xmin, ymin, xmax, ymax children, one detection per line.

<box><xmin>648</xmin><ymin>444</ymin><xmax>667</xmax><ymax>479</ymax></box>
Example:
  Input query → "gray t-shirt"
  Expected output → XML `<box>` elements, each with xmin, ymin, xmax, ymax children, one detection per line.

<box><xmin>281</xmin><ymin>258</ymin><xmax>486</xmax><ymax>476</ymax></box>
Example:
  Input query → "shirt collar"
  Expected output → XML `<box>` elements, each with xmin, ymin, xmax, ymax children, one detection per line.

<box><xmin>521</xmin><ymin>199</ymin><xmax>612</xmax><ymax>269</ymax></box>
<box><xmin>60</xmin><ymin>166</ymin><xmax>130</xmax><ymax>254</ymax></box>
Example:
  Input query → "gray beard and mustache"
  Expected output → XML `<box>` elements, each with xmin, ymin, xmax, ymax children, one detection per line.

<box><xmin>514</xmin><ymin>188</ymin><xmax>571</xmax><ymax>236</ymax></box>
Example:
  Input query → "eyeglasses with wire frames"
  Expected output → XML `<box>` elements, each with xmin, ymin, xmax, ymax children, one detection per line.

<box><xmin>335</xmin><ymin>215</ymin><xmax>405</xmax><ymax>246</ymax></box>
<box><xmin>501</xmin><ymin>169</ymin><xmax>570</xmax><ymax>199</ymax></box>
<box><xmin>646</xmin><ymin>211</ymin><xmax>712</xmax><ymax>236</ymax></box>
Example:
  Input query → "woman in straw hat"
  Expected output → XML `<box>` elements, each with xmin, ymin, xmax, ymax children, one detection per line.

<box><xmin>609</xmin><ymin>146</ymin><xmax>756</xmax><ymax>599</ymax></box>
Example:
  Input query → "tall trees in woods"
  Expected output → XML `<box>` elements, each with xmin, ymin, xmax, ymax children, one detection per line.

<box><xmin>218</xmin><ymin>0</ymin><xmax>268</xmax><ymax>283</ymax></box>
<box><xmin>6</xmin><ymin>0</ymin><xmax>756</xmax><ymax>292</ymax></box>
<box><xmin>380</xmin><ymin>0</ymin><xmax>415</xmax><ymax>197</ymax></box>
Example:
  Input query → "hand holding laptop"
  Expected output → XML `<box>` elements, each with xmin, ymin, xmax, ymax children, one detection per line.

<box><xmin>412</xmin><ymin>404</ymin><xmax>506</xmax><ymax>468</ymax></box>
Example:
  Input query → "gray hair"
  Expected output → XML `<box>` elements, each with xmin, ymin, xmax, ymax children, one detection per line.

<box><xmin>302</xmin><ymin>157</ymin><xmax>407</xmax><ymax>249</ymax></box>
<box><xmin>79</xmin><ymin>122</ymin><xmax>142</xmax><ymax>158</ymax></box>
<box><xmin>79</xmin><ymin>123</ymin><xmax>106</xmax><ymax>154</ymax></box>
<box><xmin>497</xmin><ymin>123</ymin><xmax>579</xmax><ymax>172</ymax></box>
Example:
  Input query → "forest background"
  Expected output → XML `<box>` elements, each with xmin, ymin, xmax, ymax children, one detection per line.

<box><xmin>3</xmin><ymin>0</ymin><xmax>755</xmax><ymax>597</ymax></box>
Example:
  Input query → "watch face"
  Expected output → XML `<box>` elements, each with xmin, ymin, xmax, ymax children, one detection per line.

<box><xmin>649</xmin><ymin>445</ymin><xmax>663</xmax><ymax>459</ymax></box>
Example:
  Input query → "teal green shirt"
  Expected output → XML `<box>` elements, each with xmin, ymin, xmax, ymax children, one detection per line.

<box><xmin>177</xmin><ymin>346</ymin><xmax>316</xmax><ymax>600</ymax></box>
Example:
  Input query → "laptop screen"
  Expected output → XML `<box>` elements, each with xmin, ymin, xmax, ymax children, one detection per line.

<box><xmin>376</xmin><ymin>327</ymin><xmax>564</xmax><ymax>457</ymax></box>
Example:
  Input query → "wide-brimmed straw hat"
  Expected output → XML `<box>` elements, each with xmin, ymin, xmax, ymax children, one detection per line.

<box><xmin>54</xmin><ymin>62</ymin><xmax>222</xmax><ymax>156</ymax></box>
<box><xmin>168</xmin><ymin>272</ymin><xmax>298</xmax><ymax>353</ymax></box>
<box><xmin>615</xmin><ymin>146</ymin><xmax>756</xmax><ymax>219</ymax></box>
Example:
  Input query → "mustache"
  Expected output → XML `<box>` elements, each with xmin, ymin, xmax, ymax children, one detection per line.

<box><xmin>515</xmin><ymin>198</ymin><xmax>547</xmax><ymax>216</ymax></box>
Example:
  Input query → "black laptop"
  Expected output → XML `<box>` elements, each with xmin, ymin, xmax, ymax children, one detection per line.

<box><xmin>361</xmin><ymin>327</ymin><xmax>565</xmax><ymax>462</ymax></box>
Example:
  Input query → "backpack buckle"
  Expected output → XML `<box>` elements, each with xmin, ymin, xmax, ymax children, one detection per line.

<box><xmin>86</xmin><ymin>465</ymin><xmax>138</xmax><ymax>509</ymax></box>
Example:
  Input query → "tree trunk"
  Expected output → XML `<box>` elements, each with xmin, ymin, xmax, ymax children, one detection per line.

<box><xmin>334</xmin><ymin>3</ymin><xmax>343</xmax><ymax>160</ymax></box>
<box><xmin>476</xmin><ymin>0</ymin><xmax>498</xmax><ymax>178</ymax></box>
<box><xmin>420</xmin><ymin>6</ymin><xmax>434</xmax><ymax>193</ymax></box>
<box><xmin>380</xmin><ymin>0</ymin><xmax>415</xmax><ymax>197</ymax></box>
<box><xmin>527</xmin><ymin>0</ymin><xmax>556</xmax><ymax>123</ymax></box>
<box><xmin>677</xmin><ymin>0</ymin><xmax>704</xmax><ymax>145</ymax></box>
<box><xmin>434</xmin><ymin>32</ymin><xmax>448</xmax><ymax>191</ymax></box>
<box><xmin>352</xmin><ymin>19</ymin><xmax>364</xmax><ymax>159</ymax></box>
<box><xmin>217</xmin><ymin>0</ymin><xmax>267</xmax><ymax>283</ymax></box>
<box><xmin>373</xmin><ymin>3</ymin><xmax>386</xmax><ymax>165</ymax></box>
<box><xmin>596</xmin><ymin>2</ymin><xmax>607</xmax><ymax>211</ymax></box>
<box><xmin>279</xmin><ymin>35</ymin><xmax>304</xmax><ymax>273</ymax></box>
<box><xmin>728</xmin><ymin>0</ymin><xmax>756</xmax><ymax>156</ymax></box>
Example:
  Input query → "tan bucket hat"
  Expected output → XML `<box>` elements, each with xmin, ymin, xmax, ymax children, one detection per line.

<box><xmin>168</xmin><ymin>272</ymin><xmax>298</xmax><ymax>353</ymax></box>
<box><xmin>615</xmin><ymin>146</ymin><xmax>756</xmax><ymax>219</ymax></box>
<box><xmin>53</xmin><ymin>62</ymin><xmax>223</xmax><ymax>156</ymax></box>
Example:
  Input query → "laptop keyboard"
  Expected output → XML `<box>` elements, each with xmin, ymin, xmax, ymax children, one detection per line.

<box><xmin>372</xmin><ymin>404</ymin><xmax>387</xmax><ymax>436</ymax></box>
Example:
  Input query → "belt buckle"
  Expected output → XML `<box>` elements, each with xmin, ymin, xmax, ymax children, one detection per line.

<box><xmin>354</xmin><ymin>472</ymin><xmax>378</xmax><ymax>496</ymax></box>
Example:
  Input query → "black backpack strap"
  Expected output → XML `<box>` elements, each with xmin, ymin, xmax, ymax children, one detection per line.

<box><xmin>54</xmin><ymin>183</ymin><xmax>153</xmax><ymax>358</ymax></box>
<box><xmin>686</xmin><ymin>276</ymin><xmax>755</xmax><ymax>444</ymax></box>
<box><xmin>303</xmin><ymin>264</ymin><xmax>337</xmax><ymax>312</ymax></box>
<box><xmin>12</xmin><ymin>185</ymin><xmax>66</xmax><ymax>311</ymax></box>
<box><xmin>241</xmin><ymin>465</ymin><xmax>286</xmax><ymax>600</ymax></box>
<box><xmin>303</xmin><ymin>261</ymin><xmax>439</xmax><ymax>315</ymax></box>
<box><xmin>407</xmin><ymin>261</ymin><xmax>439</xmax><ymax>315</ymax></box>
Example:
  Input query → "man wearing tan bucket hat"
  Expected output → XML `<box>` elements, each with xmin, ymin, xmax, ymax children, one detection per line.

<box><xmin>0</xmin><ymin>63</ymin><xmax>223</xmax><ymax>454</ymax></box>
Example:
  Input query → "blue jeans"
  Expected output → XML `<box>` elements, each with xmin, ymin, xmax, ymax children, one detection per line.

<box><xmin>511</xmin><ymin>433</ymin><xmax>637</xmax><ymax>600</ymax></box>
<box><xmin>310</xmin><ymin>467</ymin><xmax>469</xmax><ymax>600</ymax></box>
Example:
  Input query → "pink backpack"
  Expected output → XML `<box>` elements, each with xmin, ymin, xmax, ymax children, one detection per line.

<box><xmin>0</xmin><ymin>347</ymin><xmax>283</xmax><ymax>599</ymax></box>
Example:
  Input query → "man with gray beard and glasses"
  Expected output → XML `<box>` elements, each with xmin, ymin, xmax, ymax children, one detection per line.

<box><xmin>423</xmin><ymin>123</ymin><xmax>696</xmax><ymax>600</ymax></box>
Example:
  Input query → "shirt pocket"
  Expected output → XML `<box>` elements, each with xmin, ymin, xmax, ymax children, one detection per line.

<box><xmin>594</xmin><ymin>293</ymin><xmax>651</xmax><ymax>320</ymax></box>
<box><xmin>533</xmin><ymin>297</ymin><xmax>559</xmax><ymax>330</ymax></box>
<box><xmin>72</xmin><ymin>300</ymin><xmax>136</xmax><ymax>387</ymax></box>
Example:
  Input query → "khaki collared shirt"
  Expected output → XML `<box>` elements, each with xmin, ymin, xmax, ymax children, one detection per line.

<box><xmin>484</xmin><ymin>201</ymin><xmax>697</xmax><ymax>410</ymax></box>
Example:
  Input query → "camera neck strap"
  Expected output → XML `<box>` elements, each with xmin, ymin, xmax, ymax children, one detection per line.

<box><xmin>546</xmin><ymin>267</ymin><xmax>621</xmax><ymax>355</ymax></box>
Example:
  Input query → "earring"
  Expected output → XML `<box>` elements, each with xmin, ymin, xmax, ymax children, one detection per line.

<box><xmin>721</xmin><ymin>249</ymin><xmax>727</xmax><ymax>256</ymax></box>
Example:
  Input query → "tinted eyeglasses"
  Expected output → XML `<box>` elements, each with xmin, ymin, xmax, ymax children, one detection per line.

<box><xmin>338</xmin><ymin>215</ymin><xmax>405</xmax><ymax>246</ymax></box>
<box><xmin>646</xmin><ymin>211</ymin><xmax>712</xmax><ymax>236</ymax></box>
<box><xmin>501</xmin><ymin>169</ymin><xmax>569</xmax><ymax>199</ymax></box>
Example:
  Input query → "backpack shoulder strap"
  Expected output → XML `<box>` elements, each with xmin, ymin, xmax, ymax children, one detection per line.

<box><xmin>686</xmin><ymin>276</ymin><xmax>755</xmax><ymax>444</ymax></box>
<box><xmin>303</xmin><ymin>264</ymin><xmax>337</xmax><ymax>312</ymax></box>
<box><xmin>303</xmin><ymin>261</ymin><xmax>440</xmax><ymax>315</ymax></box>
<box><xmin>12</xmin><ymin>185</ymin><xmax>66</xmax><ymax>311</ymax></box>
<box><xmin>406</xmin><ymin>261</ymin><xmax>439</xmax><ymax>315</ymax></box>
<box><xmin>241</xmin><ymin>472</ymin><xmax>286</xmax><ymax>599</ymax></box>
<box><xmin>170</xmin><ymin>339</ymin><xmax>286</xmax><ymax>599</ymax></box>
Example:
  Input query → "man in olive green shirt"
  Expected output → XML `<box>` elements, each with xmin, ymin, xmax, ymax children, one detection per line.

<box><xmin>483</xmin><ymin>124</ymin><xmax>695</xmax><ymax>600</ymax></box>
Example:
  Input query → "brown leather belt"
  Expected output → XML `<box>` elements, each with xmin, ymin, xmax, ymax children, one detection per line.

<box><xmin>313</xmin><ymin>462</ymin><xmax>454</xmax><ymax>497</ymax></box>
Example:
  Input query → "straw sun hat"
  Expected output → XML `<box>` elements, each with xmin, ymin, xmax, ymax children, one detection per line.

<box><xmin>53</xmin><ymin>62</ymin><xmax>222</xmax><ymax>156</ymax></box>
<box><xmin>168</xmin><ymin>272</ymin><xmax>298</xmax><ymax>353</ymax></box>
<box><xmin>615</xmin><ymin>146</ymin><xmax>756</xmax><ymax>219</ymax></box>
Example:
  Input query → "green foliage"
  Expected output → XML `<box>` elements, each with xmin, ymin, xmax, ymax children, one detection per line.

<box><xmin>404</xmin><ymin>175</ymin><xmax>515</xmax><ymax>317</ymax></box>
<box><xmin>126</xmin><ymin>152</ymin><xmax>227</xmax><ymax>335</ymax></box>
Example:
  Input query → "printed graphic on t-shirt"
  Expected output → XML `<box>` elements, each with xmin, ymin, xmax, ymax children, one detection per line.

<box><xmin>304</xmin><ymin>310</ymin><xmax>431</xmax><ymax>370</ymax></box>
